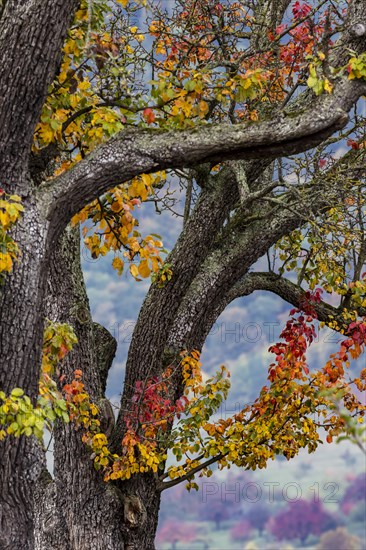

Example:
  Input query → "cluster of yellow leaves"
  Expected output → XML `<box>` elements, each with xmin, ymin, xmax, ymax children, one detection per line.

<box><xmin>33</xmin><ymin>1</ymin><xmax>170</xmax><ymax>282</ymax></box>
<box><xmin>161</xmin><ymin>309</ymin><xmax>365</xmax><ymax>484</ymax></box>
<box><xmin>307</xmin><ymin>63</ymin><xmax>333</xmax><ymax>95</ymax></box>
<box><xmin>0</xmin><ymin>192</ymin><xmax>23</xmax><ymax>276</ymax></box>
<box><xmin>104</xmin><ymin>432</ymin><xmax>163</xmax><ymax>480</ymax></box>
<box><xmin>306</xmin><ymin>53</ymin><xmax>333</xmax><ymax>95</ymax></box>
<box><xmin>148</xmin><ymin>22</ymin><xmax>274</xmax><ymax>129</ymax></box>
<box><xmin>0</xmin><ymin>322</ymin><xmax>77</xmax><ymax>441</ymax></box>
<box><xmin>348</xmin><ymin>280</ymin><xmax>366</xmax><ymax>309</ymax></box>
<box><xmin>34</xmin><ymin>0</ymin><xmax>154</xmax><ymax>163</ymax></box>
<box><xmin>33</xmin><ymin>0</ymin><xmax>136</xmax><ymax>158</ymax></box>
<box><xmin>2</xmin><ymin>316</ymin><xmax>364</xmax><ymax>488</ymax></box>
<box><xmin>72</xmin><ymin>171</ymin><xmax>168</xmax><ymax>279</ymax></box>
<box><xmin>308</xmin><ymin>50</ymin><xmax>366</xmax><ymax>95</ymax></box>
<box><xmin>57</xmin><ymin>322</ymin><xmax>365</xmax><ymax>486</ymax></box>
<box><xmin>348</xmin><ymin>52</ymin><xmax>366</xmax><ymax>80</ymax></box>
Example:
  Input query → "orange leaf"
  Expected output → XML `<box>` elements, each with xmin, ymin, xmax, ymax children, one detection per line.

<box><xmin>143</xmin><ymin>108</ymin><xmax>155</xmax><ymax>124</ymax></box>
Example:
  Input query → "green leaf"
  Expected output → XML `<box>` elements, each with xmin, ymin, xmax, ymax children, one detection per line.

<box><xmin>11</xmin><ymin>388</ymin><xmax>24</xmax><ymax>398</ymax></box>
<box><xmin>184</xmin><ymin>80</ymin><xmax>196</xmax><ymax>92</ymax></box>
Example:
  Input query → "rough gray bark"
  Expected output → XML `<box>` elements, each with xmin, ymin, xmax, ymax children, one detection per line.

<box><xmin>0</xmin><ymin>201</ymin><xmax>50</xmax><ymax>549</ymax></box>
<box><xmin>0</xmin><ymin>0</ymin><xmax>79</xmax><ymax>190</ymax></box>
<box><xmin>0</xmin><ymin>0</ymin><xmax>365</xmax><ymax>548</ymax></box>
<box><xmin>0</xmin><ymin>0</ymin><xmax>80</xmax><ymax>545</ymax></box>
<box><xmin>33</xmin><ymin>227</ymin><xmax>162</xmax><ymax>550</ymax></box>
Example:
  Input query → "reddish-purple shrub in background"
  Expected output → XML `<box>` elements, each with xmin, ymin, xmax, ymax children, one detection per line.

<box><xmin>230</xmin><ymin>519</ymin><xmax>252</xmax><ymax>542</ymax></box>
<box><xmin>268</xmin><ymin>500</ymin><xmax>338</xmax><ymax>543</ymax></box>
<box><xmin>156</xmin><ymin>520</ymin><xmax>197</xmax><ymax>549</ymax></box>
<box><xmin>341</xmin><ymin>473</ymin><xmax>366</xmax><ymax>515</ymax></box>
<box><xmin>200</xmin><ymin>495</ymin><xmax>234</xmax><ymax>530</ymax></box>
<box><xmin>245</xmin><ymin>504</ymin><xmax>271</xmax><ymax>534</ymax></box>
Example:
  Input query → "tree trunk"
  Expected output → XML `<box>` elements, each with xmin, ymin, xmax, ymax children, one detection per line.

<box><xmin>33</xmin><ymin>226</ymin><xmax>162</xmax><ymax>549</ymax></box>
<box><xmin>0</xmin><ymin>200</ymin><xmax>49</xmax><ymax>549</ymax></box>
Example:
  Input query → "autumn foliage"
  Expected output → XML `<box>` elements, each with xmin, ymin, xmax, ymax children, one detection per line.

<box><xmin>1</xmin><ymin>0</ymin><xmax>366</xmax><ymax>496</ymax></box>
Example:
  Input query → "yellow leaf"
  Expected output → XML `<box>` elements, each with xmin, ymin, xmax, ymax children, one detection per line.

<box><xmin>112</xmin><ymin>257</ymin><xmax>124</xmax><ymax>275</ymax></box>
<box><xmin>0</xmin><ymin>211</ymin><xmax>10</xmax><ymax>229</ymax></box>
<box><xmin>141</xmin><ymin>173</ymin><xmax>153</xmax><ymax>186</ymax></box>
<box><xmin>324</xmin><ymin>79</ymin><xmax>333</xmax><ymax>94</ymax></box>
<box><xmin>78</xmin><ymin>80</ymin><xmax>91</xmax><ymax>91</ymax></box>
<box><xmin>198</xmin><ymin>100</ymin><xmax>209</xmax><ymax>118</ymax></box>
<box><xmin>156</xmin><ymin>44</ymin><xmax>166</xmax><ymax>56</ymax></box>
<box><xmin>0</xmin><ymin>253</ymin><xmax>13</xmax><ymax>272</ymax></box>
<box><xmin>150</xmin><ymin>257</ymin><xmax>160</xmax><ymax>273</ymax></box>
<box><xmin>38</xmin><ymin>125</ymin><xmax>54</xmax><ymax>145</ymax></box>
<box><xmin>242</xmin><ymin>77</ymin><xmax>253</xmax><ymax>89</ymax></box>
<box><xmin>138</xmin><ymin>260</ymin><xmax>150</xmax><ymax>278</ymax></box>
<box><xmin>130</xmin><ymin>264</ymin><xmax>139</xmax><ymax>278</ymax></box>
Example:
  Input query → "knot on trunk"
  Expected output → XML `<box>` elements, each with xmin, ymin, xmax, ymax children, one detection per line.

<box><xmin>350</xmin><ymin>23</ymin><xmax>366</xmax><ymax>38</ymax></box>
<box><xmin>124</xmin><ymin>495</ymin><xmax>147</xmax><ymax>528</ymax></box>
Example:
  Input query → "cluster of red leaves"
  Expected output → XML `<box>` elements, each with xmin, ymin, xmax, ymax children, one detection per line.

<box><xmin>347</xmin><ymin>138</ymin><xmax>365</xmax><ymax>150</ymax></box>
<box><xmin>125</xmin><ymin>366</ymin><xmax>189</xmax><ymax>440</ymax></box>
<box><xmin>321</xmin><ymin>320</ymin><xmax>366</xmax><ymax>399</ymax></box>
<box><xmin>292</xmin><ymin>1</ymin><xmax>312</xmax><ymax>20</ymax></box>
<box><xmin>62</xmin><ymin>369</ymin><xmax>99</xmax><ymax>428</ymax></box>
<box><xmin>268</xmin><ymin>290</ymin><xmax>320</xmax><ymax>382</ymax></box>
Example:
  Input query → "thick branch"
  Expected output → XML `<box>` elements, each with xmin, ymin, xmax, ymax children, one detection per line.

<box><xmin>42</xmin><ymin>78</ymin><xmax>366</xmax><ymax>235</ymax></box>
<box><xmin>111</xmin><ymin>160</ymin><xmax>269</xmax><ymax>446</ymax></box>
<box><xmin>165</xmin><ymin>167</ymin><xmax>359</xmax><ymax>350</ymax></box>
<box><xmin>93</xmin><ymin>322</ymin><xmax>117</xmax><ymax>395</ymax></box>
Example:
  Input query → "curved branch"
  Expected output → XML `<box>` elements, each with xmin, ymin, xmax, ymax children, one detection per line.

<box><xmin>227</xmin><ymin>272</ymin><xmax>366</xmax><ymax>326</ymax></box>
<box><xmin>42</xmin><ymin>78</ymin><xmax>366</xmax><ymax>235</ymax></box>
<box><xmin>165</xmin><ymin>164</ymin><xmax>363</xmax><ymax>351</ymax></box>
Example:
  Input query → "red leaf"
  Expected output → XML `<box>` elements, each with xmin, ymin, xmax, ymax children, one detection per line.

<box><xmin>143</xmin><ymin>108</ymin><xmax>155</xmax><ymax>124</ymax></box>
<box><xmin>347</xmin><ymin>139</ymin><xmax>359</xmax><ymax>150</ymax></box>
<box><xmin>292</xmin><ymin>1</ymin><xmax>312</xmax><ymax>20</ymax></box>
